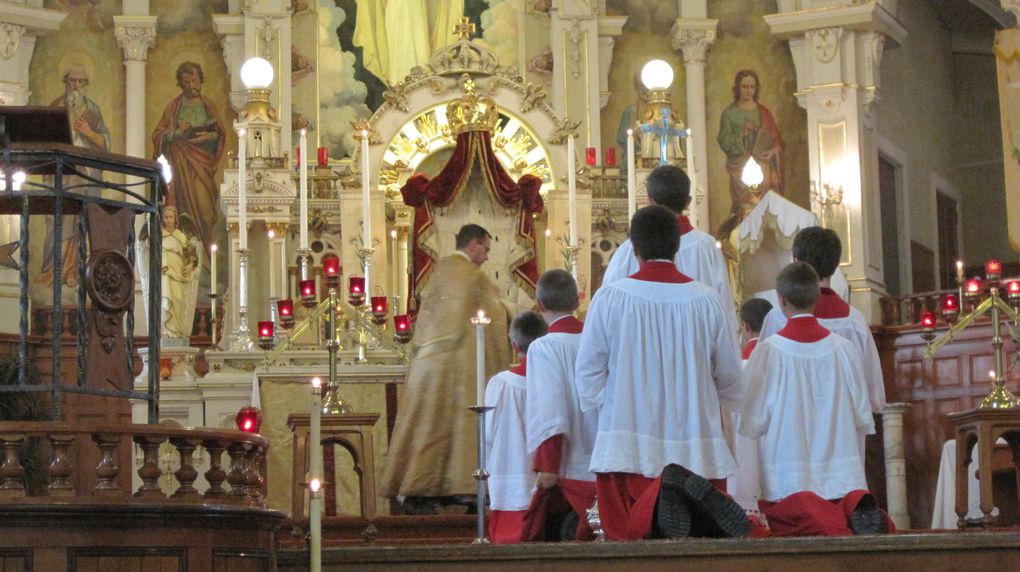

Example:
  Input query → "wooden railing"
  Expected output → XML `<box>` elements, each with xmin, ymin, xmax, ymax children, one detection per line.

<box><xmin>880</xmin><ymin>290</ymin><xmax>943</xmax><ymax>326</ymax></box>
<box><xmin>0</xmin><ymin>422</ymin><xmax>268</xmax><ymax>506</ymax></box>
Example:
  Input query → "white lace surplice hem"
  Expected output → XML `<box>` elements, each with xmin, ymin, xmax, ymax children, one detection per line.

<box><xmin>587</xmin><ymin>430</ymin><xmax>737</xmax><ymax>480</ymax></box>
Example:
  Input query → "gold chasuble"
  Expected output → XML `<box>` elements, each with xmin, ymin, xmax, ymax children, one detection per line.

<box><xmin>380</xmin><ymin>253</ymin><xmax>512</xmax><ymax>498</ymax></box>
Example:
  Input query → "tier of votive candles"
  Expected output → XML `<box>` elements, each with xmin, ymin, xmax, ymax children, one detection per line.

<box><xmin>921</xmin><ymin>259</ymin><xmax>1019</xmax><ymax>333</ymax></box>
<box><xmin>580</xmin><ymin>146</ymin><xmax>618</xmax><ymax>168</ymax></box>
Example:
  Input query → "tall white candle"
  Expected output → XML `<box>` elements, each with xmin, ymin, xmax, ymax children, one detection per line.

<box><xmin>267</xmin><ymin>229</ymin><xmax>277</xmax><ymax>298</ymax></box>
<box><xmin>238</xmin><ymin>128</ymin><xmax>248</xmax><ymax>251</ymax></box>
<box><xmin>300</xmin><ymin>129</ymin><xmax>309</xmax><ymax>250</ymax></box>
<box><xmin>626</xmin><ymin>129</ymin><xmax>636</xmax><ymax>222</ymax></box>
<box><xmin>471</xmin><ymin>309</ymin><xmax>491</xmax><ymax>406</ymax></box>
<box><xmin>210</xmin><ymin>244</ymin><xmax>217</xmax><ymax>297</ymax></box>
<box><xmin>956</xmin><ymin>260</ymin><xmax>964</xmax><ymax>283</ymax></box>
<box><xmin>685</xmin><ymin>129</ymin><xmax>696</xmax><ymax>217</ymax></box>
<box><xmin>310</xmin><ymin>377</ymin><xmax>322</xmax><ymax>478</ymax></box>
<box><xmin>567</xmin><ymin>136</ymin><xmax>578</xmax><ymax>247</ymax></box>
<box><xmin>361</xmin><ymin>130</ymin><xmax>371</xmax><ymax>293</ymax></box>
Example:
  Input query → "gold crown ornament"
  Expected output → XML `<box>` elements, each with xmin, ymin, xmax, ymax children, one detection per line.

<box><xmin>446</xmin><ymin>75</ymin><xmax>500</xmax><ymax>135</ymax></box>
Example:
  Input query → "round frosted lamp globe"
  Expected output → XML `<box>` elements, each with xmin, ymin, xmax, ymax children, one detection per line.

<box><xmin>741</xmin><ymin>157</ymin><xmax>765</xmax><ymax>187</ymax></box>
<box><xmin>240</xmin><ymin>57</ymin><xmax>274</xmax><ymax>89</ymax></box>
<box><xmin>641</xmin><ymin>59</ymin><xmax>674</xmax><ymax>91</ymax></box>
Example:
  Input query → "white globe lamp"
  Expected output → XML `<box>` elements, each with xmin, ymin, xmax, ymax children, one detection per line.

<box><xmin>641</xmin><ymin>59</ymin><xmax>674</xmax><ymax>92</ymax></box>
<box><xmin>240</xmin><ymin>57</ymin><xmax>274</xmax><ymax>89</ymax></box>
<box><xmin>741</xmin><ymin>157</ymin><xmax>765</xmax><ymax>190</ymax></box>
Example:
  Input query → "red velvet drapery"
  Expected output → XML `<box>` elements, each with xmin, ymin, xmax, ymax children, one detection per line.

<box><xmin>401</xmin><ymin>130</ymin><xmax>543</xmax><ymax>312</ymax></box>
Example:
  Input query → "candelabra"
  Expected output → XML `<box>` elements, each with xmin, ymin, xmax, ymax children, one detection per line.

<box><xmin>259</xmin><ymin>268</ymin><xmax>413</xmax><ymax>414</ymax></box>
<box><xmin>923</xmin><ymin>260</ymin><xmax>1020</xmax><ymax>409</ymax></box>
<box><xmin>229</xmin><ymin>248</ymin><xmax>255</xmax><ymax>351</ymax></box>
<box><xmin>811</xmin><ymin>180</ymin><xmax>845</xmax><ymax>208</ymax></box>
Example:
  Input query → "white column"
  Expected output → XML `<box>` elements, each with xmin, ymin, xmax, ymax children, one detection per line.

<box><xmin>114</xmin><ymin>17</ymin><xmax>156</xmax><ymax>159</ymax></box>
<box><xmin>765</xmin><ymin>2</ymin><xmax>907</xmax><ymax>322</ymax></box>
<box><xmin>0</xmin><ymin>8</ymin><xmax>65</xmax><ymax>105</ymax></box>
<box><xmin>671</xmin><ymin>20</ymin><xmax>717</xmax><ymax>231</ymax></box>
<box><xmin>881</xmin><ymin>402</ymin><xmax>911</xmax><ymax>530</ymax></box>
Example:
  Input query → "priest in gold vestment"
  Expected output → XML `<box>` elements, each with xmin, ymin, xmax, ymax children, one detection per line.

<box><xmin>380</xmin><ymin>224</ymin><xmax>512</xmax><ymax>512</ymax></box>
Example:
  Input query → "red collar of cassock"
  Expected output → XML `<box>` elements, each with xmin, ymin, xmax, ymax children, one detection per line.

<box><xmin>629</xmin><ymin>260</ymin><xmax>693</xmax><ymax>283</ymax></box>
<box><xmin>742</xmin><ymin>338</ymin><xmax>758</xmax><ymax>360</ymax></box>
<box><xmin>814</xmin><ymin>287</ymin><xmax>851</xmax><ymax>319</ymax></box>
<box><xmin>510</xmin><ymin>356</ymin><xmax>527</xmax><ymax>377</ymax></box>
<box><xmin>777</xmin><ymin>315</ymin><xmax>830</xmax><ymax>343</ymax></box>
<box><xmin>677</xmin><ymin>214</ymin><xmax>695</xmax><ymax>236</ymax></box>
<box><xmin>548</xmin><ymin>315</ymin><xmax>583</xmax><ymax>334</ymax></box>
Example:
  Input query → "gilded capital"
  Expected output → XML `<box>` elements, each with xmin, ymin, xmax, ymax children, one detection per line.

<box><xmin>114</xmin><ymin>25</ymin><xmax>156</xmax><ymax>62</ymax></box>
<box><xmin>671</xmin><ymin>26</ymin><xmax>716</xmax><ymax>64</ymax></box>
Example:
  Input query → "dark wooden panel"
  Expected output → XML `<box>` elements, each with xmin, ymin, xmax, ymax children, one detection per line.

<box><xmin>212</xmin><ymin>549</ymin><xmax>269</xmax><ymax>572</ymax></box>
<box><xmin>67</xmin><ymin>548</ymin><xmax>184</xmax><ymax>572</ymax></box>
<box><xmin>910</xmin><ymin>241</ymin><xmax>936</xmax><ymax>294</ymax></box>
<box><xmin>0</xmin><ymin>549</ymin><xmax>30</xmax><ymax>572</ymax></box>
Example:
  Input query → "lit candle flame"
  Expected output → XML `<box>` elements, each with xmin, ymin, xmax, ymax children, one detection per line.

<box><xmin>311</xmin><ymin>377</ymin><xmax>321</xmax><ymax>389</ymax></box>
<box><xmin>309</xmin><ymin>478</ymin><xmax>321</xmax><ymax>493</ymax></box>
<box><xmin>267</xmin><ymin>229</ymin><xmax>275</xmax><ymax>239</ymax></box>
<box><xmin>210</xmin><ymin>243</ymin><xmax>217</xmax><ymax>253</ymax></box>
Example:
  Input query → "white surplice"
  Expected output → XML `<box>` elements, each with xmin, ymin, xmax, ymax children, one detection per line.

<box><xmin>575</xmin><ymin>278</ymin><xmax>744</xmax><ymax>479</ymax></box>
<box><xmin>759</xmin><ymin>306</ymin><xmax>886</xmax><ymax>412</ymax></box>
<box><xmin>485</xmin><ymin>370</ymin><xmax>535</xmax><ymax>510</ymax></box>
<box><xmin>602</xmin><ymin>229</ymin><xmax>739</xmax><ymax>338</ymax></box>
<box><xmin>728</xmin><ymin>358</ymin><xmax>761</xmax><ymax>511</ymax></box>
<box><xmin>739</xmin><ymin>334</ymin><xmax>875</xmax><ymax>502</ymax></box>
<box><xmin>525</xmin><ymin>329</ymin><xmax>597</xmax><ymax>482</ymax></box>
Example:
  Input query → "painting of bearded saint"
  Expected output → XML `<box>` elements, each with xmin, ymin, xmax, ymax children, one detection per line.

<box><xmin>716</xmin><ymin>69</ymin><xmax>784</xmax><ymax>237</ymax></box>
<box><xmin>38</xmin><ymin>62</ymin><xmax>111</xmax><ymax>287</ymax></box>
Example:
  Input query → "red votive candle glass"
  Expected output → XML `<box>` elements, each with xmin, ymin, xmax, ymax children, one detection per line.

<box><xmin>322</xmin><ymin>254</ymin><xmax>341</xmax><ymax>287</ymax></box>
<box><xmin>317</xmin><ymin>146</ymin><xmax>329</xmax><ymax>166</ymax></box>
<box><xmin>920</xmin><ymin>311</ymin><xmax>936</xmax><ymax>330</ymax></box>
<box><xmin>299</xmin><ymin>279</ymin><xmax>317</xmax><ymax>307</ymax></box>
<box><xmin>1008</xmin><ymin>280</ymin><xmax>1020</xmax><ymax>301</ymax></box>
<box><xmin>393</xmin><ymin>313</ymin><xmax>412</xmax><ymax>343</ymax></box>
<box><xmin>604</xmin><ymin>148</ymin><xmax>617</xmax><ymax>168</ymax></box>
<box><xmin>295</xmin><ymin>146</ymin><xmax>301</xmax><ymax>169</ymax></box>
<box><xmin>258</xmin><ymin>320</ymin><xmax>274</xmax><ymax>340</ymax></box>
<box><xmin>371</xmin><ymin>295</ymin><xmax>388</xmax><ymax>325</ymax></box>
<box><xmin>348</xmin><ymin>276</ymin><xmax>366</xmax><ymax>306</ymax></box>
<box><xmin>941</xmin><ymin>293</ymin><xmax>959</xmax><ymax>319</ymax></box>
<box><xmin>965</xmin><ymin>278</ymin><xmax>982</xmax><ymax>298</ymax></box>
<box><xmin>235</xmin><ymin>406</ymin><xmax>262</xmax><ymax>433</ymax></box>
<box><xmin>585</xmin><ymin>147</ymin><xmax>597</xmax><ymax>166</ymax></box>
<box><xmin>986</xmin><ymin>259</ymin><xmax>1002</xmax><ymax>281</ymax></box>
<box><xmin>277</xmin><ymin>299</ymin><xmax>295</xmax><ymax>328</ymax></box>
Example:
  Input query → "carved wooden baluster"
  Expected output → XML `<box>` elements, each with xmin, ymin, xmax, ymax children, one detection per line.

<box><xmin>170</xmin><ymin>437</ymin><xmax>202</xmax><ymax>499</ymax></box>
<box><xmin>226</xmin><ymin>442</ymin><xmax>251</xmax><ymax>502</ymax></box>
<box><xmin>0</xmin><ymin>435</ymin><xmax>26</xmax><ymax>498</ymax></box>
<box><xmin>243</xmin><ymin>444</ymin><xmax>263</xmax><ymax>504</ymax></box>
<box><xmin>202</xmin><ymin>439</ymin><xmax>229</xmax><ymax>499</ymax></box>
<box><xmin>91</xmin><ymin>433</ymin><xmax>122</xmax><ymax>496</ymax></box>
<box><xmin>47</xmin><ymin>434</ymin><xmax>75</xmax><ymax>496</ymax></box>
<box><xmin>133</xmin><ymin>434</ymin><xmax>166</xmax><ymax>498</ymax></box>
<box><xmin>255</xmin><ymin>443</ymin><xmax>268</xmax><ymax>505</ymax></box>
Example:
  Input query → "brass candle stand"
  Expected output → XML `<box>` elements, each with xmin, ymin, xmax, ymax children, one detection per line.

<box><xmin>259</xmin><ymin>274</ymin><xmax>412</xmax><ymax>414</ymax></box>
<box><xmin>468</xmin><ymin>404</ymin><xmax>493</xmax><ymax>544</ymax></box>
<box><xmin>924</xmin><ymin>277</ymin><xmax>1020</xmax><ymax>409</ymax></box>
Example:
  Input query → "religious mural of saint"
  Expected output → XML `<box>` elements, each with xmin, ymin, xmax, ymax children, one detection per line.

<box><xmin>151</xmin><ymin>61</ymin><xmax>226</xmax><ymax>256</ymax></box>
<box><xmin>37</xmin><ymin>61</ymin><xmax>111</xmax><ymax>288</ymax></box>
<box><xmin>716</xmin><ymin>69</ymin><xmax>784</xmax><ymax>236</ymax></box>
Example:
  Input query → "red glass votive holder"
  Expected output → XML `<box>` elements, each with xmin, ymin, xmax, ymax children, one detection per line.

<box><xmin>605</xmin><ymin>148</ymin><xmax>617</xmax><ymax>168</ymax></box>
<box><xmin>941</xmin><ymin>293</ymin><xmax>959</xmax><ymax>321</ymax></box>
<box><xmin>371</xmin><ymin>295</ymin><xmax>388</xmax><ymax>325</ymax></box>
<box><xmin>1008</xmin><ymin>280</ymin><xmax>1020</xmax><ymax>302</ymax></box>
<box><xmin>348</xmin><ymin>276</ymin><xmax>366</xmax><ymax>306</ymax></box>
<box><xmin>277</xmin><ymin>299</ymin><xmax>295</xmax><ymax>329</ymax></box>
<box><xmin>964</xmin><ymin>278</ymin><xmax>982</xmax><ymax>299</ymax></box>
<box><xmin>317</xmin><ymin>146</ymin><xmax>329</xmax><ymax>166</ymax></box>
<box><xmin>985</xmin><ymin>259</ymin><xmax>1002</xmax><ymax>281</ymax></box>
<box><xmin>920</xmin><ymin>310</ymin><xmax>936</xmax><ymax>341</ymax></box>
<box><xmin>394</xmin><ymin>314</ymin><xmax>412</xmax><ymax>343</ymax></box>
<box><xmin>257</xmin><ymin>321</ymin><xmax>275</xmax><ymax>350</ymax></box>
<box><xmin>300</xmin><ymin>279</ymin><xmax>317</xmax><ymax>308</ymax></box>
<box><xmin>235</xmin><ymin>406</ymin><xmax>262</xmax><ymax>433</ymax></box>
<box><xmin>322</xmin><ymin>254</ymin><xmax>341</xmax><ymax>287</ymax></box>
<box><xmin>585</xmin><ymin>146</ymin><xmax>597</xmax><ymax>166</ymax></box>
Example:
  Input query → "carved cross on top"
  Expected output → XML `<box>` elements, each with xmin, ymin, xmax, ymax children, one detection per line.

<box><xmin>641</xmin><ymin>107</ymin><xmax>688</xmax><ymax>166</ymax></box>
<box><xmin>454</xmin><ymin>16</ymin><xmax>475</xmax><ymax>40</ymax></box>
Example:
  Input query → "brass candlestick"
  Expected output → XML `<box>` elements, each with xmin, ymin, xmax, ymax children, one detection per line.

<box><xmin>925</xmin><ymin>280</ymin><xmax>1020</xmax><ymax>409</ymax></box>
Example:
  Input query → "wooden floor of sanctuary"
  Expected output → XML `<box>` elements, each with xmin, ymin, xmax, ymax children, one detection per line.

<box><xmin>278</xmin><ymin>527</ymin><xmax>1020</xmax><ymax>571</ymax></box>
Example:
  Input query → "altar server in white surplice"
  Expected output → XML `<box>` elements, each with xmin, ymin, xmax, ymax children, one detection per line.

<box><xmin>727</xmin><ymin>297</ymin><xmax>773</xmax><ymax>517</ymax></box>
<box><xmin>758</xmin><ymin>227</ymin><xmax>885</xmax><ymax>413</ymax></box>
<box><xmin>601</xmin><ymin>165</ymin><xmax>738</xmax><ymax>341</ymax></box>
<box><xmin>523</xmin><ymin>269</ymin><xmax>597</xmax><ymax>541</ymax></box>
<box><xmin>740</xmin><ymin>262</ymin><xmax>892</xmax><ymax>536</ymax></box>
<box><xmin>576</xmin><ymin>205</ymin><xmax>748</xmax><ymax>541</ymax></box>
<box><xmin>485</xmin><ymin>311</ymin><xmax>548</xmax><ymax>544</ymax></box>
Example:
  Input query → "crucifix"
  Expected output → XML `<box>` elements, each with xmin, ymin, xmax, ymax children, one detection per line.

<box><xmin>641</xmin><ymin>107</ymin><xmax>688</xmax><ymax>166</ymax></box>
<box><xmin>454</xmin><ymin>16</ymin><xmax>476</xmax><ymax>40</ymax></box>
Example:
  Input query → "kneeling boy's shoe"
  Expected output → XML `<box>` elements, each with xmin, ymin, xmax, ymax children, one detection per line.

<box><xmin>680</xmin><ymin>472</ymin><xmax>751</xmax><ymax>538</ymax></box>
<box><xmin>850</xmin><ymin>493</ymin><xmax>888</xmax><ymax>535</ymax></box>
<box><xmin>656</xmin><ymin>464</ymin><xmax>692</xmax><ymax>538</ymax></box>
